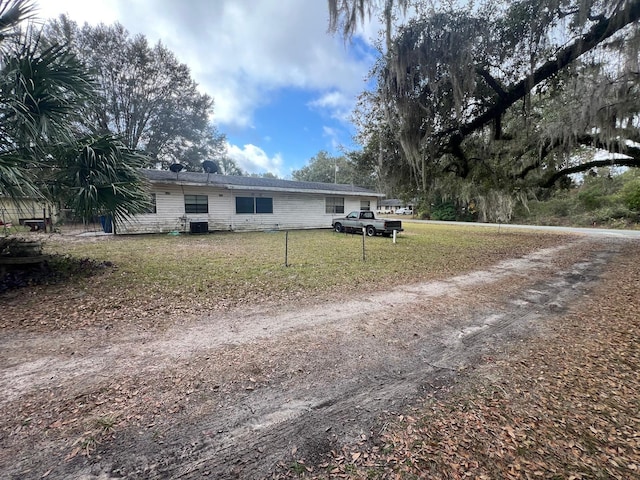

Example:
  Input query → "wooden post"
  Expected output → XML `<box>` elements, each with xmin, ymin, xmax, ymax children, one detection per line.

<box><xmin>362</xmin><ymin>227</ymin><xmax>366</xmax><ymax>262</ymax></box>
<box><xmin>285</xmin><ymin>231</ymin><xmax>289</xmax><ymax>267</ymax></box>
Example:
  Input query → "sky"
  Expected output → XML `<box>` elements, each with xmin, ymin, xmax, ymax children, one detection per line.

<box><xmin>37</xmin><ymin>0</ymin><xmax>383</xmax><ymax>178</ymax></box>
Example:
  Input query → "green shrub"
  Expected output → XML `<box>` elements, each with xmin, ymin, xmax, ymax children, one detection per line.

<box><xmin>431</xmin><ymin>202</ymin><xmax>457</xmax><ymax>221</ymax></box>
<box><xmin>591</xmin><ymin>205</ymin><xmax>635</xmax><ymax>223</ymax></box>
<box><xmin>577</xmin><ymin>186</ymin><xmax>607</xmax><ymax>210</ymax></box>
<box><xmin>621</xmin><ymin>179</ymin><xmax>640</xmax><ymax>211</ymax></box>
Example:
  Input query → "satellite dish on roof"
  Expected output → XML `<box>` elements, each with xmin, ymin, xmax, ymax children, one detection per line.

<box><xmin>202</xmin><ymin>160</ymin><xmax>219</xmax><ymax>174</ymax></box>
<box><xmin>169</xmin><ymin>163</ymin><xmax>184</xmax><ymax>173</ymax></box>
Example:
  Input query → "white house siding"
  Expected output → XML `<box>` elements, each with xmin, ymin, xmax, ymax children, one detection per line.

<box><xmin>0</xmin><ymin>198</ymin><xmax>57</xmax><ymax>225</ymax></box>
<box><xmin>228</xmin><ymin>192</ymin><xmax>373</xmax><ymax>231</ymax></box>
<box><xmin>119</xmin><ymin>182</ymin><xmax>379</xmax><ymax>234</ymax></box>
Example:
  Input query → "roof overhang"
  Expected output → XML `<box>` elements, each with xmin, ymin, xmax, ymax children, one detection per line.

<box><xmin>148</xmin><ymin>179</ymin><xmax>385</xmax><ymax>198</ymax></box>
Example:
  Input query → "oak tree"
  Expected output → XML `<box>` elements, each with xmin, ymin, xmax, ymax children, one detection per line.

<box><xmin>331</xmin><ymin>0</ymin><xmax>640</xmax><ymax>220</ymax></box>
<box><xmin>45</xmin><ymin>16</ymin><xmax>227</xmax><ymax>171</ymax></box>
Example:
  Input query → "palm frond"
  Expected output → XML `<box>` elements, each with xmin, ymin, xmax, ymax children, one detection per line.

<box><xmin>0</xmin><ymin>149</ymin><xmax>42</xmax><ymax>198</ymax></box>
<box><xmin>0</xmin><ymin>0</ymin><xmax>35</xmax><ymax>39</ymax></box>
<box><xmin>1</xmin><ymin>32</ymin><xmax>94</xmax><ymax>146</ymax></box>
<box><xmin>54</xmin><ymin>134</ymin><xmax>151</xmax><ymax>224</ymax></box>
<box><xmin>0</xmin><ymin>4</ymin><xmax>152</xmax><ymax>226</ymax></box>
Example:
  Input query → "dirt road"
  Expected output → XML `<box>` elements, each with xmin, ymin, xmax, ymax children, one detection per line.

<box><xmin>0</xmin><ymin>235</ymin><xmax>628</xmax><ymax>479</ymax></box>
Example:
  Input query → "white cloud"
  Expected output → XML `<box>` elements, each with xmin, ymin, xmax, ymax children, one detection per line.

<box><xmin>226</xmin><ymin>142</ymin><xmax>283</xmax><ymax>176</ymax></box>
<box><xmin>309</xmin><ymin>91</ymin><xmax>355</xmax><ymax>123</ymax></box>
<box><xmin>37</xmin><ymin>0</ymin><xmax>121</xmax><ymax>25</ymax></box>
<box><xmin>80</xmin><ymin>0</ymin><xmax>376</xmax><ymax>128</ymax></box>
<box><xmin>322</xmin><ymin>126</ymin><xmax>341</xmax><ymax>151</ymax></box>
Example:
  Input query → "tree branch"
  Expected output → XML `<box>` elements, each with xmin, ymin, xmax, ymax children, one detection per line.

<box><xmin>541</xmin><ymin>156</ymin><xmax>640</xmax><ymax>188</ymax></box>
<box><xmin>516</xmin><ymin>128</ymin><xmax>640</xmax><ymax>181</ymax></box>
<box><xmin>538</xmin><ymin>132</ymin><xmax>640</xmax><ymax>187</ymax></box>
<box><xmin>476</xmin><ymin>68</ymin><xmax>508</xmax><ymax>100</ymax></box>
<box><xmin>446</xmin><ymin>1</ymin><xmax>640</xmax><ymax>147</ymax></box>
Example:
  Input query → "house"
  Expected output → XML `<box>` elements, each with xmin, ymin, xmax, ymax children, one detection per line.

<box><xmin>118</xmin><ymin>170</ymin><xmax>385</xmax><ymax>234</ymax></box>
<box><xmin>377</xmin><ymin>198</ymin><xmax>416</xmax><ymax>214</ymax></box>
<box><xmin>377</xmin><ymin>199</ymin><xmax>403</xmax><ymax>214</ymax></box>
<box><xmin>0</xmin><ymin>196</ymin><xmax>57</xmax><ymax>230</ymax></box>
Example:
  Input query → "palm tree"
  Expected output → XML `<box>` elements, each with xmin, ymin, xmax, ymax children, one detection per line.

<box><xmin>52</xmin><ymin>135</ymin><xmax>149</xmax><ymax>229</ymax></box>
<box><xmin>0</xmin><ymin>0</ymin><xmax>149</xmax><ymax>230</ymax></box>
<box><xmin>0</xmin><ymin>0</ymin><xmax>40</xmax><ymax>200</ymax></box>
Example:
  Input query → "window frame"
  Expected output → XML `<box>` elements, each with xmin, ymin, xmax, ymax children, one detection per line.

<box><xmin>235</xmin><ymin>196</ymin><xmax>255</xmax><ymax>214</ymax></box>
<box><xmin>326</xmin><ymin>197</ymin><xmax>345</xmax><ymax>214</ymax></box>
<box><xmin>184</xmin><ymin>194</ymin><xmax>208</xmax><ymax>214</ymax></box>
<box><xmin>255</xmin><ymin>197</ymin><xmax>273</xmax><ymax>214</ymax></box>
<box><xmin>235</xmin><ymin>196</ymin><xmax>273</xmax><ymax>214</ymax></box>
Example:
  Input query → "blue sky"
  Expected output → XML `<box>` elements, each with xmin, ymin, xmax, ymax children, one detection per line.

<box><xmin>38</xmin><ymin>0</ymin><xmax>383</xmax><ymax>178</ymax></box>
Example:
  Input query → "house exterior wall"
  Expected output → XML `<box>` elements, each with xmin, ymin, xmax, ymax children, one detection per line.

<box><xmin>118</xmin><ymin>183</ymin><xmax>379</xmax><ymax>234</ymax></box>
<box><xmin>0</xmin><ymin>198</ymin><xmax>57</xmax><ymax>225</ymax></box>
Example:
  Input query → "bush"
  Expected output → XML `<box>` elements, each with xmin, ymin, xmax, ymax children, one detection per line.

<box><xmin>621</xmin><ymin>179</ymin><xmax>640</xmax><ymax>211</ymax></box>
<box><xmin>591</xmin><ymin>205</ymin><xmax>635</xmax><ymax>223</ymax></box>
<box><xmin>577</xmin><ymin>186</ymin><xmax>607</xmax><ymax>210</ymax></box>
<box><xmin>431</xmin><ymin>202</ymin><xmax>457</xmax><ymax>221</ymax></box>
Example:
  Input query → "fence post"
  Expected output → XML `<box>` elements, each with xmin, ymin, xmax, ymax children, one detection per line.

<box><xmin>285</xmin><ymin>231</ymin><xmax>289</xmax><ymax>267</ymax></box>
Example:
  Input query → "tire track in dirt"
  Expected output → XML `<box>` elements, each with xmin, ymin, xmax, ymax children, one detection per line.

<box><xmin>0</xmin><ymin>244</ymin><xmax>571</xmax><ymax>407</ymax></box>
<box><xmin>158</xmin><ymin>245</ymin><xmax>616</xmax><ymax>480</ymax></box>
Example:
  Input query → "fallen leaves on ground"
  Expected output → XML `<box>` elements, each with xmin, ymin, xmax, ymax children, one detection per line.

<box><xmin>278</xmin><ymin>242</ymin><xmax>640</xmax><ymax>479</ymax></box>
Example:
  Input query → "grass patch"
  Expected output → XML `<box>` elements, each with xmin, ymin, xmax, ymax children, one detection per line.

<box><xmin>51</xmin><ymin>224</ymin><xmax>562</xmax><ymax>290</ymax></box>
<box><xmin>2</xmin><ymin>223</ymin><xmax>567</xmax><ymax>331</ymax></box>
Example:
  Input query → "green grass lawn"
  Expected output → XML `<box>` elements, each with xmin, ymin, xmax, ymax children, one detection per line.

<box><xmin>1</xmin><ymin>223</ymin><xmax>570</xmax><ymax>331</ymax></box>
<box><xmin>40</xmin><ymin>223</ymin><xmax>567</xmax><ymax>309</ymax></box>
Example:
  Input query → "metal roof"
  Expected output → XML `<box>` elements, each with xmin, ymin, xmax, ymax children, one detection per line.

<box><xmin>141</xmin><ymin>169</ymin><xmax>384</xmax><ymax>197</ymax></box>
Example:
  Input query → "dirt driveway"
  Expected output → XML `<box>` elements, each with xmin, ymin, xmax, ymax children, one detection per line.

<box><xmin>0</xmin><ymin>235</ymin><xmax>630</xmax><ymax>479</ymax></box>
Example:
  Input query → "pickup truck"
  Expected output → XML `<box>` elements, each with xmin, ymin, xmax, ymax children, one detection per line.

<box><xmin>395</xmin><ymin>207</ymin><xmax>413</xmax><ymax>215</ymax></box>
<box><xmin>332</xmin><ymin>210</ymin><xmax>403</xmax><ymax>237</ymax></box>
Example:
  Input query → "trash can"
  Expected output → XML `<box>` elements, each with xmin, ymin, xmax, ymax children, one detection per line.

<box><xmin>99</xmin><ymin>215</ymin><xmax>113</xmax><ymax>233</ymax></box>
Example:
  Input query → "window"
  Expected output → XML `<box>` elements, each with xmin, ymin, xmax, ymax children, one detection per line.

<box><xmin>255</xmin><ymin>197</ymin><xmax>273</xmax><ymax>213</ymax></box>
<box><xmin>326</xmin><ymin>197</ymin><xmax>344</xmax><ymax>214</ymax></box>
<box><xmin>360</xmin><ymin>200</ymin><xmax>370</xmax><ymax>211</ymax></box>
<box><xmin>236</xmin><ymin>196</ymin><xmax>273</xmax><ymax>214</ymax></box>
<box><xmin>236</xmin><ymin>197</ymin><xmax>254</xmax><ymax>214</ymax></box>
<box><xmin>185</xmin><ymin>194</ymin><xmax>208</xmax><ymax>213</ymax></box>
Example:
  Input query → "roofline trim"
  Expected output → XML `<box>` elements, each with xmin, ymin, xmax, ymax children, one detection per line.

<box><xmin>147</xmin><ymin>179</ymin><xmax>384</xmax><ymax>197</ymax></box>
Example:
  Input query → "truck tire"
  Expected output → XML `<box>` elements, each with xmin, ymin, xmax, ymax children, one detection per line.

<box><xmin>334</xmin><ymin>223</ymin><xmax>343</xmax><ymax>233</ymax></box>
<box><xmin>366</xmin><ymin>225</ymin><xmax>376</xmax><ymax>236</ymax></box>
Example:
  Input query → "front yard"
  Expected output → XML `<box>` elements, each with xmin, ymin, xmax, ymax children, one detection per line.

<box><xmin>1</xmin><ymin>224</ymin><xmax>565</xmax><ymax>332</ymax></box>
<box><xmin>1</xmin><ymin>225</ymin><xmax>637</xmax><ymax>479</ymax></box>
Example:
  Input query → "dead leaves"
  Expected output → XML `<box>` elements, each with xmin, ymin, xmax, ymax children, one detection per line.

<box><xmin>277</xmin><ymin>243</ymin><xmax>640</xmax><ymax>479</ymax></box>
